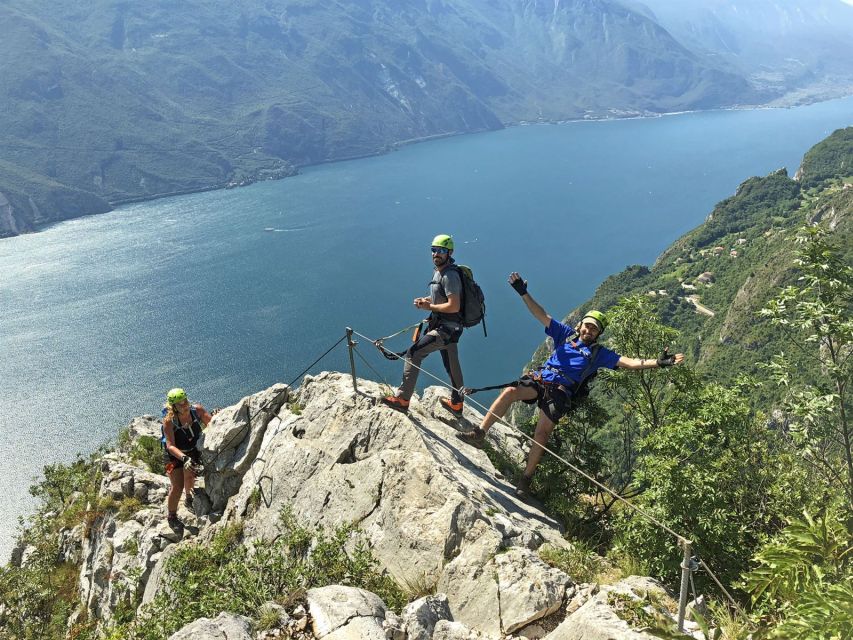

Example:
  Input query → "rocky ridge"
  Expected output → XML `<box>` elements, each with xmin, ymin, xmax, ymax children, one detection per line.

<box><xmin>15</xmin><ymin>372</ymin><xmax>699</xmax><ymax>639</ymax></box>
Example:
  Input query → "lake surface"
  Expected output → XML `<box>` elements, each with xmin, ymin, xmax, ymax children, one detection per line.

<box><xmin>1</xmin><ymin>97</ymin><xmax>852</xmax><ymax>561</ymax></box>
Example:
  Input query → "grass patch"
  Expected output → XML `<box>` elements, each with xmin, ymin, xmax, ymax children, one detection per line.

<box><xmin>401</xmin><ymin>571</ymin><xmax>439</xmax><ymax>601</ymax></box>
<box><xmin>538</xmin><ymin>541</ymin><xmax>608</xmax><ymax>585</ymax></box>
<box><xmin>287</xmin><ymin>398</ymin><xmax>303</xmax><ymax>415</ymax></box>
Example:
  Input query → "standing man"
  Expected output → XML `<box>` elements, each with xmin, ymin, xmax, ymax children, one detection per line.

<box><xmin>382</xmin><ymin>234</ymin><xmax>466</xmax><ymax>416</ymax></box>
<box><xmin>457</xmin><ymin>272</ymin><xmax>684</xmax><ymax>498</ymax></box>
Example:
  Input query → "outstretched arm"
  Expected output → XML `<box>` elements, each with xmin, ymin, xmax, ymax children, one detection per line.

<box><xmin>509</xmin><ymin>272</ymin><xmax>551</xmax><ymax>328</ymax></box>
<box><xmin>617</xmin><ymin>349</ymin><xmax>684</xmax><ymax>370</ymax></box>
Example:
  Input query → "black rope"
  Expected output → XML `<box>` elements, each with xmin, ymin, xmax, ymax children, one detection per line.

<box><xmin>462</xmin><ymin>380</ymin><xmax>520</xmax><ymax>395</ymax></box>
<box><xmin>287</xmin><ymin>335</ymin><xmax>349</xmax><ymax>388</ymax></box>
<box><xmin>352</xmin><ymin>344</ymin><xmax>391</xmax><ymax>386</ymax></box>
<box><xmin>203</xmin><ymin>334</ymin><xmax>349</xmax><ymax>469</ymax></box>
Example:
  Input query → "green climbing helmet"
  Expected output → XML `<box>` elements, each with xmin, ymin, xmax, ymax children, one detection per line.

<box><xmin>167</xmin><ymin>388</ymin><xmax>188</xmax><ymax>405</ymax></box>
<box><xmin>431</xmin><ymin>234</ymin><xmax>454</xmax><ymax>251</ymax></box>
<box><xmin>581</xmin><ymin>310</ymin><xmax>608</xmax><ymax>333</ymax></box>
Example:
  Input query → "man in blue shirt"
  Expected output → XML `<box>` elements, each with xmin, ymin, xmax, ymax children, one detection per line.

<box><xmin>458</xmin><ymin>272</ymin><xmax>684</xmax><ymax>498</ymax></box>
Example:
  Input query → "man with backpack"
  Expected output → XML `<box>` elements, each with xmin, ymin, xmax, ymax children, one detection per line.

<box><xmin>162</xmin><ymin>387</ymin><xmax>213</xmax><ymax>528</ymax></box>
<box><xmin>457</xmin><ymin>272</ymin><xmax>683</xmax><ymax>498</ymax></box>
<box><xmin>382</xmin><ymin>234</ymin><xmax>472</xmax><ymax>416</ymax></box>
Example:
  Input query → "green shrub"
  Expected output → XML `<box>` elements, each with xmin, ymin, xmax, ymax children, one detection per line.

<box><xmin>744</xmin><ymin>506</ymin><xmax>853</xmax><ymax>639</ymax></box>
<box><xmin>114</xmin><ymin>507</ymin><xmax>405</xmax><ymax>640</ymax></box>
<box><xmin>132</xmin><ymin>435</ymin><xmax>165</xmax><ymax>475</ymax></box>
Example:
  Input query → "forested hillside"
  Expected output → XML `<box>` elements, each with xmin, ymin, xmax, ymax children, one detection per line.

<box><xmin>0</xmin><ymin>0</ymin><xmax>759</xmax><ymax>237</ymax></box>
<box><xmin>510</xmin><ymin>127</ymin><xmax>853</xmax><ymax>636</ymax></box>
<box><xmin>536</xmin><ymin>126</ymin><xmax>853</xmax><ymax>408</ymax></box>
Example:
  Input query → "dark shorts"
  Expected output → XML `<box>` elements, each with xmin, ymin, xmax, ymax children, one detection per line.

<box><xmin>164</xmin><ymin>449</ymin><xmax>201</xmax><ymax>475</ymax></box>
<box><xmin>517</xmin><ymin>375</ymin><xmax>573</xmax><ymax>423</ymax></box>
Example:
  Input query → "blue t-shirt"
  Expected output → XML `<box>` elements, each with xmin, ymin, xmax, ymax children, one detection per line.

<box><xmin>540</xmin><ymin>318</ymin><xmax>621</xmax><ymax>387</ymax></box>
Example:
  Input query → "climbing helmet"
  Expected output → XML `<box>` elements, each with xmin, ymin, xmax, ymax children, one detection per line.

<box><xmin>167</xmin><ymin>388</ymin><xmax>188</xmax><ymax>405</ymax></box>
<box><xmin>431</xmin><ymin>234</ymin><xmax>454</xmax><ymax>251</ymax></box>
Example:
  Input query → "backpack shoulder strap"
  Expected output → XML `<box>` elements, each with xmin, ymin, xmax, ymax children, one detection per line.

<box><xmin>569</xmin><ymin>343</ymin><xmax>603</xmax><ymax>395</ymax></box>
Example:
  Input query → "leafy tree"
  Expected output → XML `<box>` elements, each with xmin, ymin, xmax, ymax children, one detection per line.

<box><xmin>614</xmin><ymin>378</ymin><xmax>782</xmax><ymax>589</ymax></box>
<box><xmin>760</xmin><ymin>223</ymin><xmax>853</xmax><ymax>513</ymax></box>
<box><xmin>598</xmin><ymin>296</ymin><xmax>683</xmax><ymax>491</ymax></box>
<box><xmin>744</xmin><ymin>506</ymin><xmax>852</xmax><ymax>639</ymax></box>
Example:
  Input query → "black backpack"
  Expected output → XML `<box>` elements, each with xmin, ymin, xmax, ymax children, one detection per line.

<box><xmin>448</xmin><ymin>264</ymin><xmax>487</xmax><ymax>336</ymax></box>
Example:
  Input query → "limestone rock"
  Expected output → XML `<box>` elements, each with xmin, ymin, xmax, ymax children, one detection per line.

<box><xmin>402</xmin><ymin>593</ymin><xmax>453</xmax><ymax>640</ymax></box>
<box><xmin>127</xmin><ymin>415</ymin><xmax>162</xmax><ymax>444</ymax></box>
<box><xmin>432</xmin><ymin>619</ymin><xmax>495</xmax><ymax>640</ymax></box>
<box><xmin>383</xmin><ymin>610</ymin><xmax>407</xmax><ymax>640</ymax></box>
<box><xmin>544</xmin><ymin>577</ymin><xmax>676</xmax><ymax>640</ymax></box>
<box><xmin>438</xmin><ymin>521</ymin><xmax>503</xmax><ymax>637</ymax></box>
<box><xmin>167</xmin><ymin>612</ymin><xmax>253</xmax><ymax>639</ymax></box>
<box><xmin>306</xmin><ymin>585</ymin><xmax>386</xmax><ymax>638</ymax></box>
<box><xmin>495</xmin><ymin>548</ymin><xmax>570</xmax><ymax>633</ymax></box>
<box><xmin>200</xmin><ymin>384</ymin><xmax>290</xmax><ymax>512</ymax></box>
<box><xmin>323</xmin><ymin>616</ymin><xmax>387</xmax><ymax>639</ymax></box>
<box><xmin>67</xmin><ymin>374</ymin><xmax>595</xmax><ymax>637</ymax></box>
<box><xmin>229</xmin><ymin>373</ymin><xmax>568</xmax><ymax>638</ymax></box>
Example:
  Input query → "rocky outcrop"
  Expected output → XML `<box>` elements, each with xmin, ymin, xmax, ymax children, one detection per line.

<box><xmin>168</xmin><ymin>612</ymin><xmax>254</xmax><ymax>640</ymax></box>
<box><xmin>213</xmin><ymin>373</ymin><xmax>569</xmax><ymax>633</ymax></box>
<box><xmin>307</xmin><ymin>585</ymin><xmax>387</xmax><ymax>639</ymax></box>
<box><xmin>67</xmin><ymin>372</ymin><xmax>684</xmax><ymax>639</ymax></box>
<box><xmin>547</xmin><ymin>577</ymin><xmax>692</xmax><ymax>640</ymax></box>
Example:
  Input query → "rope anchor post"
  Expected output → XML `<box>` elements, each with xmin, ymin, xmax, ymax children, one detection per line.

<box><xmin>677</xmin><ymin>539</ymin><xmax>693</xmax><ymax>631</ymax></box>
<box><xmin>345</xmin><ymin>327</ymin><xmax>359</xmax><ymax>392</ymax></box>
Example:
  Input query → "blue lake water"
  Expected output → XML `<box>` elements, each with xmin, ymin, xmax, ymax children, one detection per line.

<box><xmin>1</xmin><ymin>97</ymin><xmax>852</xmax><ymax>560</ymax></box>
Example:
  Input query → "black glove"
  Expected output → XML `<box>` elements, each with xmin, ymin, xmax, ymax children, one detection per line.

<box><xmin>181</xmin><ymin>454</ymin><xmax>190</xmax><ymax>464</ymax></box>
<box><xmin>510</xmin><ymin>277</ymin><xmax>528</xmax><ymax>296</ymax></box>
<box><xmin>656</xmin><ymin>348</ymin><xmax>676</xmax><ymax>368</ymax></box>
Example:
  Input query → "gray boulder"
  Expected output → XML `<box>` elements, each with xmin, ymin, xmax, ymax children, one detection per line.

<box><xmin>402</xmin><ymin>593</ymin><xmax>453</xmax><ymax>640</ymax></box>
<box><xmin>200</xmin><ymin>383</ymin><xmax>290</xmax><ymax>512</ymax></box>
<box><xmin>167</xmin><ymin>612</ymin><xmax>253</xmax><ymax>640</ymax></box>
<box><xmin>432</xmin><ymin>619</ymin><xmax>495</xmax><ymax>639</ymax></box>
<box><xmin>544</xmin><ymin>577</ymin><xmax>677</xmax><ymax>640</ymax></box>
<box><xmin>306</xmin><ymin>585</ymin><xmax>387</xmax><ymax>639</ymax></box>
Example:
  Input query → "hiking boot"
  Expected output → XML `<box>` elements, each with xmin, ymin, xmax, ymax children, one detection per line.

<box><xmin>456</xmin><ymin>428</ymin><xmax>486</xmax><ymax>449</ymax></box>
<box><xmin>440</xmin><ymin>397</ymin><xmax>464</xmax><ymax>418</ymax></box>
<box><xmin>167</xmin><ymin>512</ymin><xmax>184</xmax><ymax>531</ymax></box>
<box><xmin>515</xmin><ymin>475</ymin><xmax>533</xmax><ymax>500</ymax></box>
<box><xmin>381</xmin><ymin>395</ymin><xmax>410</xmax><ymax>414</ymax></box>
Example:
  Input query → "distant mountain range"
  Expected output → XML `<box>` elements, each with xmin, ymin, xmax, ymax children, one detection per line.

<box><xmin>2</xmin><ymin>0</ymin><xmax>852</xmax><ymax>238</ymax></box>
<box><xmin>632</xmin><ymin>0</ymin><xmax>853</xmax><ymax>100</ymax></box>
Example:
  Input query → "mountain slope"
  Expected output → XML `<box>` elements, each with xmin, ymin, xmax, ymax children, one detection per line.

<box><xmin>635</xmin><ymin>0</ymin><xmax>853</xmax><ymax>101</ymax></box>
<box><xmin>540</xmin><ymin>127</ymin><xmax>853</xmax><ymax>406</ymax></box>
<box><xmin>0</xmin><ymin>0</ymin><xmax>754</xmax><ymax>237</ymax></box>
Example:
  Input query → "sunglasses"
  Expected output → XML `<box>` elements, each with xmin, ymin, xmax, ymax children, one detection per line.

<box><xmin>431</xmin><ymin>246</ymin><xmax>449</xmax><ymax>254</ymax></box>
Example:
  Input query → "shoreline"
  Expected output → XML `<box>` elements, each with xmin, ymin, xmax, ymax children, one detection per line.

<box><xmin>15</xmin><ymin>90</ymin><xmax>853</xmax><ymax>239</ymax></box>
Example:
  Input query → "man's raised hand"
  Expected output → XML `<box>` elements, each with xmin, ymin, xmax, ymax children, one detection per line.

<box><xmin>509</xmin><ymin>272</ymin><xmax>527</xmax><ymax>296</ymax></box>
